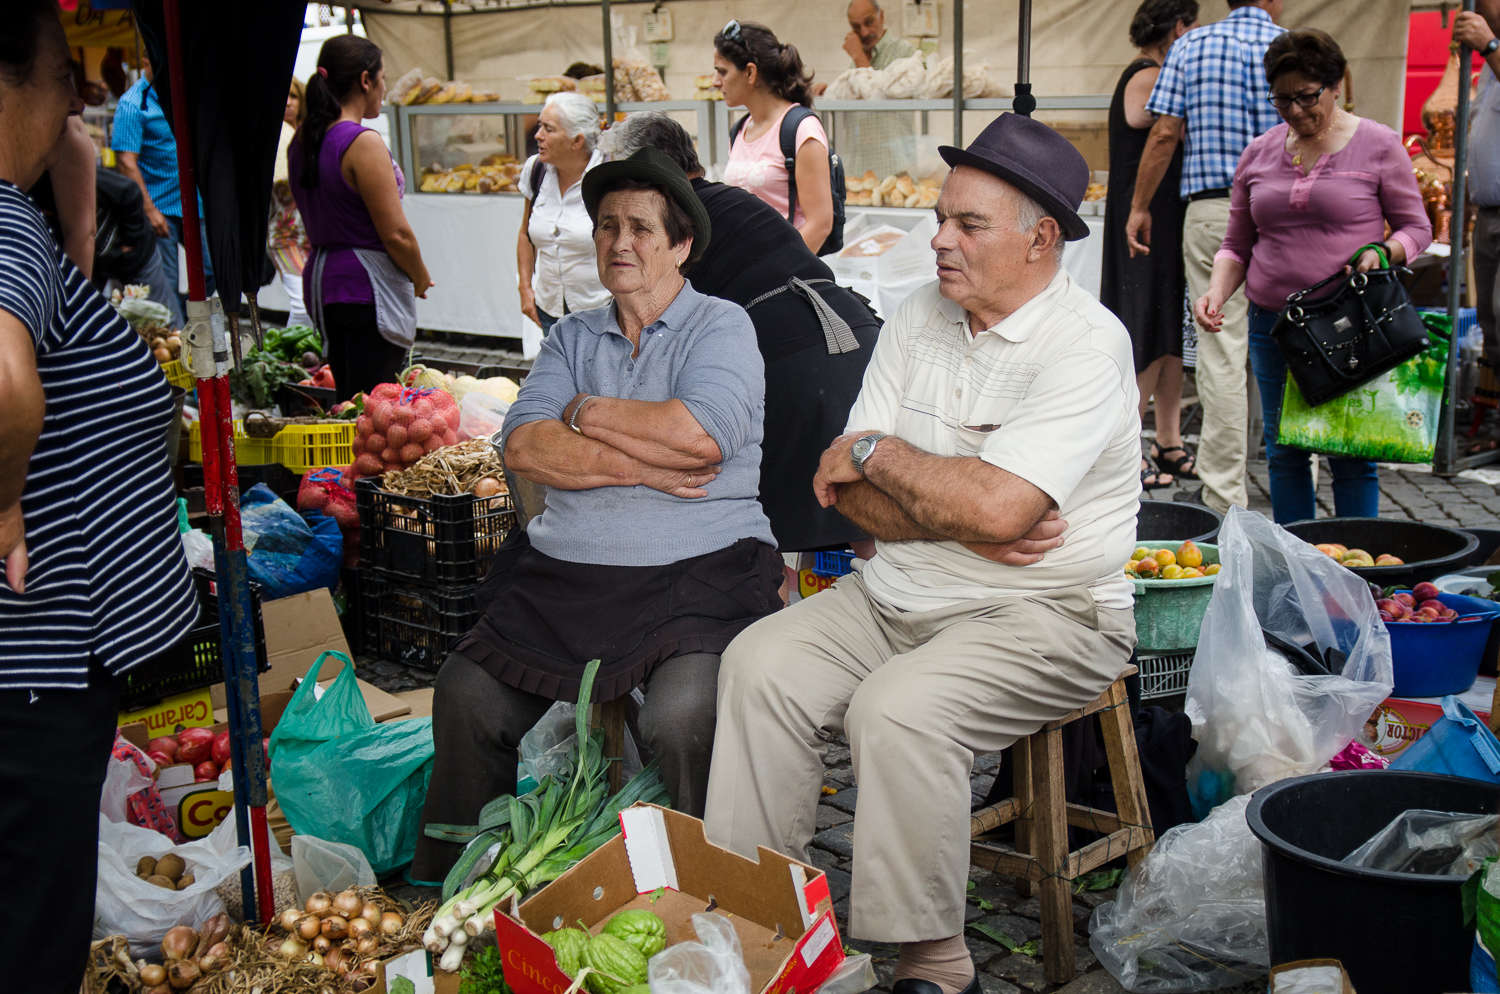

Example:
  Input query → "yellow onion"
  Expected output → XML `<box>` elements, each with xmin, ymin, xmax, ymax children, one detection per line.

<box><xmin>324</xmin><ymin>947</ymin><xmax>346</xmax><ymax>975</ymax></box>
<box><xmin>313</xmin><ymin>935</ymin><xmax>332</xmax><ymax>955</ymax></box>
<box><xmin>278</xmin><ymin>936</ymin><xmax>309</xmax><ymax>959</ymax></box>
<box><xmin>379</xmin><ymin>911</ymin><xmax>404</xmax><ymax>936</ymax></box>
<box><xmin>360</xmin><ymin>901</ymin><xmax>382</xmax><ymax>924</ymax></box>
<box><xmin>321</xmin><ymin>916</ymin><xmax>349</xmax><ymax>941</ymax></box>
<box><xmin>296</xmin><ymin>915</ymin><xmax>322</xmax><ymax>942</ymax></box>
<box><xmin>305</xmin><ymin>891</ymin><xmax>333</xmax><ymax>917</ymax></box>
<box><xmin>139</xmin><ymin>964</ymin><xmax>167</xmax><ymax>987</ymax></box>
<box><xmin>356</xmin><ymin>935</ymin><xmax>380</xmax><ymax>956</ymax></box>
<box><xmin>279</xmin><ymin>907</ymin><xmax>303</xmax><ymax>932</ymax></box>
<box><xmin>349</xmin><ymin>917</ymin><xmax>374</xmax><ymax>940</ymax></box>
<box><xmin>333</xmin><ymin>889</ymin><xmax>363</xmax><ymax>917</ymax></box>
<box><xmin>306</xmin><ymin>951</ymin><xmax>325</xmax><ymax>968</ymax></box>
<box><xmin>161</xmin><ymin>926</ymin><xmax>196</xmax><ymax>962</ymax></box>
<box><xmin>167</xmin><ymin>960</ymin><xmax>200</xmax><ymax>990</ymax></box>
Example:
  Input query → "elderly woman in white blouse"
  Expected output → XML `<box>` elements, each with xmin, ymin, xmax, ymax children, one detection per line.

<box><xmin>517</xmin><ymin>91</ymin><xmax>608</xmax><ymax>333</ymax></box>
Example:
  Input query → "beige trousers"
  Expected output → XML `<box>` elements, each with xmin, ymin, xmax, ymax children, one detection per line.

<box><xmin>1183</xmin><ymin>197</ymin><xmax>1250</xmax><ymax>512</ymax></box>
<box><xmin>703</xmin><ymin>572</ymin><xmax>1135</xmax><ymax>942</ymax></box>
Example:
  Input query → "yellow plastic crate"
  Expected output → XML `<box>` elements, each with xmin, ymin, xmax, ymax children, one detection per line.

<box><xmin>272</xmin><ymin>422</ymin><xmax>357</xmax><ymax>473</ymax></box>
<box><xmin>159</xmin><ymin>359</ymin><xmax>196</xmax><ymax>390</ymax></box>
<box><xmin>188</xmin><ymin>420</ymin><xmax>276</xmax><ymax>465</ymax></box>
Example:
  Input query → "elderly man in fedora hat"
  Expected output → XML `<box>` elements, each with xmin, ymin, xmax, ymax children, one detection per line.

<box><xmin>411</xmin><ymin>148</ymin><xmax>783</xmax><ymax>881</ymax></box>
<box><xmin>704</xmin><ymin>114</ymin><xmax>1141</xmax><ymax>994</ymax></box>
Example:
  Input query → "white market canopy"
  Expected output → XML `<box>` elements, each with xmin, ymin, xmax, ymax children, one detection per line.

<box><xmin>356</xmin><ymin>0</ymin><xmax>1414</xmax><ymax>131</ymax></box>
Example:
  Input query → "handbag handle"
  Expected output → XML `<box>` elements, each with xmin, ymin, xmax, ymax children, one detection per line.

<box><xmin>1285</xmin><ymin>243</ymin><xmax>1393</xmax><ymax>304</ymax></box>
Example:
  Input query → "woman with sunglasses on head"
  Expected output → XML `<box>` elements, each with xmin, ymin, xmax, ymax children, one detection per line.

<box><xmin>714</xmin><ymin>20</ymin><xmax>835</xmax><ymax>255</ymax></box>
<box><xmin>1192</xmin><ymin>29</ymin><xmax>1429</xmax><ymax>524</ymax></box>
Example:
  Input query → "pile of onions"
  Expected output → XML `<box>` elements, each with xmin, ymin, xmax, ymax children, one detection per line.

<box><xmin>272</xmin><ymin>888</ymin><xmax>405</xmax><ymax>991</ymax></box>
<box><xmin>148</xmin><ymin>914</ymin><xmax>229</xmax><ymax>992</ymax></box>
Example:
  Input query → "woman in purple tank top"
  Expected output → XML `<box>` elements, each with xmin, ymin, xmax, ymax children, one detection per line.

<box><xmin>290</xmin><ymin>36</ymin><xmax>432</xmax><ymax>399</ymax></box>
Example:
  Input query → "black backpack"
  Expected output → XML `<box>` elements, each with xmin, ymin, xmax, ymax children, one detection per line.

<box><xmin>729</xmin><ymin>106</ymin><xmax>845</xmax><ymax>256</ymax></box>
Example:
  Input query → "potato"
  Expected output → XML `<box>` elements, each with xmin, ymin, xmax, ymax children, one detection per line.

<box><xmin>176</xmin><ymin>874</ymin><xmax>195</xmax><ymax>890</ymax></box>
<box><xmin>156</xmin><ymin>852</ymin><xmax>186</xmax><ymax>882</ymax></box>
<box><xmin>137</xmin><ymin>855</ymin><xmax>158</xmax><ymax>877</ymax></box>
<box><xmin>145</xmin><ymin>874</ymin><xmax>177</xmax><ymax>890</ymax></box>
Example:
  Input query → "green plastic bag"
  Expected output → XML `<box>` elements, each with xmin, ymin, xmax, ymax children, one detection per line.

<box><xmin>268</xmin><ymin>651</ymin><xmax>434</xmax><ymax>876</ymax></box>
<box><xmin>1277</xmin><ymin>315</ymin><xmax>1449</xmax><ymax>464</ymax></box>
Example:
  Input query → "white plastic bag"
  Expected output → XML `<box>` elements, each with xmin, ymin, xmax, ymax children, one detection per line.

<box><xmin>94</xmin><ymin>815</ymin><xmax>251</xmax><ymax>957</ymax></box>
<box><xmin>291</xmin><ymin>833</ymin><xmax>376</xmax><ymax>898</ymax></box>
<box><xmin>1089</xmin><ymin>795</ymin><xmax>1267</xmax><ymax>992</ymax></box>
<box><xmin>649</xmin><ymin>913</ymin><xmax>752</xmax><ymax>994</ymax></box>
<box><xmin>1185</xmin><ymin>508</ymin><xmax>1393</xmax><ymax>815</ymax></box>
<box><xmin>100</xmin><ymin>747</ymin><xmax>155</xmax><ymax>823</ymax></box>
<box><xmin>181</xmin><ymin>528</ymin><xmax>216</xmax><ymax>571</ymax></box>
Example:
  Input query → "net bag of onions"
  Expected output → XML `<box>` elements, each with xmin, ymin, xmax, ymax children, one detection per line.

<box><xmin>350</xmin><ymin>383</ymin><xmax>460</xmax><ymax>479</ymax></box>
<box><xmin>298</xmin><ymin>468</ymin><xmax>361</xmax><ymax>567</ymax></box>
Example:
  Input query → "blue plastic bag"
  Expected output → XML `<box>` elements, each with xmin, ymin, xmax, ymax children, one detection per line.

<box><xmin>240</xmin><ymin>483</ymin><xmax>341</xmax><ymax>599</ymax></box>
<box><xmin>269</xmin><ymin>651</ymin><xmax>434</xmax><ymax>876</ymax></box>
<box><xmin>1390</xmin><ymin>697</ymin><xmax>1500</xmax><ymax>784</ymax></box>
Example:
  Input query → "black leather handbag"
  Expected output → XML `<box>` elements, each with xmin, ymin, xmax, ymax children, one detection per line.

<box><xmin>1269</xmin><ymin>243</ymin><xmax>1430</xmax><ymax>407</ymax></box>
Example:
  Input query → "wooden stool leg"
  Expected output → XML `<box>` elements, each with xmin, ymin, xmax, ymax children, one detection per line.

<box><xmin>1029</xmin><ymin>726</ymin><xmax>1077</xmax><ymax>985</ymax></box>
<box><xmin>600</xmin><ymin>698</ymin><xmax>628</xmax><ymax>795</ymax></box>
<box><xmin>1099</xmin><ymin>680</ymin><xmax>1155</xmax><ymax>867</ymax></box>
<box><xmin>1012</xmin><ymin>737</ymin><xmax>1034</xmax><ymax>898</ymax></box>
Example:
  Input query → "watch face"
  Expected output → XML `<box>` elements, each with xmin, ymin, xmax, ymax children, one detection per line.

<box><xmin>853</xmin><ymin>436</ymin><xmax>874</xmax><ymax>461</ymax></box>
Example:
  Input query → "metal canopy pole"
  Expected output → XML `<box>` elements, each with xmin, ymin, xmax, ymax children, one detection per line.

<box><xmin>602</xmin><ymin>0</ymin><xmax>616</xmax><ymax>118</ymax></box>
<box><xmin>443</xmin><ymin>1</ymin><xmax>455</xmax><ymax>81</ymax></box>
<box><xmin>951</xmin><ymin>0</ymin><xmax>963</xmax><ymax>145</ymax></box>
<box><xmin>1436</xmin><ymin>0</ymin><xmax>1478</xmax><ymax>475</ymax></box>
<box><xmin>1014</xmin><ymin>0</ymin><xmax>1035</xmax><ymax>116</ymax></box>
<box><xmin>160</xmin><ymin>0</ymin><xmax>275</xmax><ymax>923</ymax></box>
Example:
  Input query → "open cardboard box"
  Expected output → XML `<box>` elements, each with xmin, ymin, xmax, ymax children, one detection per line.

<box><xmin>495</xmin><ymin>804</ymin><xmax>844</xmax><ymax>994</ymax></box>
<box><xmin>1269</xmin><ymin>959</ymin><xmax>1357</xmax><ymax>994</ymax></box>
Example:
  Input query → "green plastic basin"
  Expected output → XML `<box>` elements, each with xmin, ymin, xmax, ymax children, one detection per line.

<box><xmin>1130</xmin><ymin>541</ymin><xmax>1220</xmax><ymax>654</ymax></box>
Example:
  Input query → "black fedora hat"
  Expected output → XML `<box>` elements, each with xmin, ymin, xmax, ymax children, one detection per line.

<box><xmin>582</xmin><ymin>147</ymin><xmax>713</xmax><ymax>263</ymax></box>
<box><xmin>939</xmin><ymin>113</ymin><xmax>1090</xmax><ymax>241</ymax></box>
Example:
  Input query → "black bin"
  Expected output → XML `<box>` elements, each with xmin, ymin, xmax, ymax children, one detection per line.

<box><xmin>1136</xmin><ymin>498</ymin><xmax>1222</xmax><ymax>545</ymax></box>
<box><xmin>1246</xmin><ymin>770</ymin><xmax>1500</xmax><ymax>994</ymax></box>
<box><xmin>1282</xmin><ymin>517</ymin><xmax>1479</xmax><ymax>587</ymax></box>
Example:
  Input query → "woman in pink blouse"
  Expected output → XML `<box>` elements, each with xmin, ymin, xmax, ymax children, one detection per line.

<box><xmin>1193</xmin><ymin>29</ymin><xmax>1431</xmax><ymax>524</ymax></box>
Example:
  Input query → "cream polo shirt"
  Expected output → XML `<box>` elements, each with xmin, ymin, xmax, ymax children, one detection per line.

<box><xmin>846</xmin><ymin>269</ymin><xmax>1142</xmax><ymax>612</ymax></box>
<box><xmin>521</xmin><ymin>150</ymin><xmax>611</xmax><ymax>318</ymax></box>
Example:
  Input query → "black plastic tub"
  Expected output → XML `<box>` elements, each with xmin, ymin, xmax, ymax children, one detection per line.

<box><xmin>1137</xmin><ymin>499</ymin><xmax>1223</xmax><ymax>545</ymax></box>
<box><xmin>1462</xmin><ymin>527</ymin><xmax>1500</xmax><ymax>567</ymax></box>
<box><xmin>1246</xmin><ymin>770</ymin><xmax>1500</xmax><ymax>994</ymax></box>
<box><xmin>1282</xmin><ymin>517</ymin><xmax>1479</xmax><ymax>587</ymax></box>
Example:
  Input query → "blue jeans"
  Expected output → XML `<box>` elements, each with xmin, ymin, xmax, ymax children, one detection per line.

<box><xmin>1247</xmin><ymin>302</ymin><xmax>1380</xmax><ymax>523</ymax></box>
<box><xmin>535</xmin><ymin>303</ymin><xmax>568</xmax><ymax>336</ymax></box>
<box><xmin>158</xmin><ymin>214</ymin><xmax>216</xmax><ymax>325</ymax></box>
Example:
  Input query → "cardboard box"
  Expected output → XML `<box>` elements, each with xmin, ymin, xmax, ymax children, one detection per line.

<box><xmin>828</xmin><ymin>212</ymin><xmax>938</xmax><ymax>285</ymax></box>
<box><xmin>214</xmin><ymin>676</ymin><xmax>411</xmax><ymax>725</ymax></box>
<box><xmin>118</xmin><ymin>686</ymin><xmax>217</xmax><ymax>735</ymax></box>
<box><xmin>391</xmin><ymin>687</ymin><xmax>434</xmax><ymax>720</ymax></box>
<box><xmin>1270</xmin><ymin>959</ymin><xmax>1357</xmax><ymax>994</ymax></box>
<box><xmin>496</xmin><ymin>804</ymin><xmax>844</xmax><ymax>994</ymax></box>
<box><xmin>1371</xmin><ymin>676</ymin><xmax>1495</xmax><ymax>757</ymax></box>
<box><xmin>210</xmin><ymin>586</ymin><xmax>352</xmax><ymax>709</ymax></box>
<box><xmin>372</xmin><ymin>948</ymin><xmax>463</xmax><ymax>994</ymax></box>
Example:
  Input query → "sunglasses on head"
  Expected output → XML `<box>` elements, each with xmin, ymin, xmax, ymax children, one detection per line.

<box><xmin>1268</xmin><ymin>85</ymin><xmax>1326</xmax><ymax>110</ymax></box>
<box><xmin>721</xmin><ymin>19</ymin><xmax>743</xmax><ymax>43</ymax></box>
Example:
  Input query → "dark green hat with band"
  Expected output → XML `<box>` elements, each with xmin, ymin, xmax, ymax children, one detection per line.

<box><xmin>582</xmin><ymin>146</ymin><xmax>712</xmax><ymax>263</ymax></box>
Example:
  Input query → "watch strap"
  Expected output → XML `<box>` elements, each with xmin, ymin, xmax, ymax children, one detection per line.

<box><xmin>852</xmin><ymin>432</ymin><xmax>887</xmax><ymax>474</ymax></box>
<box><xmin>1486</xmin><ymin>38</ymin><xmax>1500</xmax><ymax>56</ymax></box>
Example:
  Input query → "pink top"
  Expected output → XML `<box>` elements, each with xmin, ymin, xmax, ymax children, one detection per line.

<box><xmin>1215</xmin><ymin>118</ymin><xmax>1432</xmax><ymax>311</ymax></box>
<box><xmin>723</xmin><ymin>105</ymin><xmax>828</xmax><ymax>229</ymax></box>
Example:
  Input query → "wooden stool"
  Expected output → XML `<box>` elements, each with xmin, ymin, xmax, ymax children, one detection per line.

<box><xmin>968</xmin><ymin>669</ymin><xmax>1155</xmax><ymax>985</ymax></box>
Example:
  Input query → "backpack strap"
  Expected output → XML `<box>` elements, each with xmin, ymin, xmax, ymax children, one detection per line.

<box><xmin>778</xmin><ymin>105</ymin><xmax>815</xmax><ymax>223</ymax></box>
<box><xmin>728</xmin><ymin>114</ymin><xmax>748</xmax><ymax>147</ymax></box>
<box><xmin>529</xmin><ymin>155</ymin><xmax>546</xmax><ymax>200</ymax></box>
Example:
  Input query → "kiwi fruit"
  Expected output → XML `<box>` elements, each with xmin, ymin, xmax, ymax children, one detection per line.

<box><xmin>156</xmin><ymin>853</ymin><xmax>186</xmax><ymax>882</ymax></box>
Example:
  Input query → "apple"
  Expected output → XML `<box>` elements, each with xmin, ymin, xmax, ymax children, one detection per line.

<box><xmin>1413</xmin><ymin>582</ymin><xmax>1440</xmax><ymax>601</ymax></box>
<box><xmin>1316</xmin><ymin>544</ymin><xmax>1344</xmax><ymax>559</ymax></box>
<box><xmin>1393</xmin><ymin>592</ymin><xmax>1417</xmax><ymax>609</ymax></box>
<box><xmin>1418</xmin><ymin>598</ymin><xmax>1446</xmax><ymax>614</ymax></box>
<box><xmin>1375</xmin><ymin>598</ymin><xmax>1402</xmax><ymax>615</ymax></box>
<box><xmin>1375</xmin><ymin>554</ymin><xmax>1405</xmax><ymax>566</ymax></box>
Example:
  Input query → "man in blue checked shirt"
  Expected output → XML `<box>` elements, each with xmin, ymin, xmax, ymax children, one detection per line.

<box><xmin>111</xmin><ymin>53</ymin><xmax>214</xmax><ymax>329</ymax></box>
<box><xmin>1124</xmin><ymin>0</ymin><xmax>1284</xmax><ymax>514</ymax></box>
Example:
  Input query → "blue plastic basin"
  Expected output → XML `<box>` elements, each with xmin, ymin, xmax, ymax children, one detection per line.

<box><xmin>1387</xmin><ymin>592</ymin><xmax>1500</xmax><ymax>698</ymax></box>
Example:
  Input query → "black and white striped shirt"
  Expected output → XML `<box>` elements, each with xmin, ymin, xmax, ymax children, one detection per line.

<box><xmin>0</xmin><ymin>180</ymin><xmax>197</xmax><ymax>690</ymax></box>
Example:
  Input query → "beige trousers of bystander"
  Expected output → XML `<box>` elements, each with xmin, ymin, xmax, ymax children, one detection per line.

<box><xmin>703</xmin><ymin>571</ymin><xmax>1135</xmax><ymax>942</ymax></box>
<box><xmin>1183</xmin><ymin>197</ymin><xmax>1250</xmax><ymax>512</ymax></box>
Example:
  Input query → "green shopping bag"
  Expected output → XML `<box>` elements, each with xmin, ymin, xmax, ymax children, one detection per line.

<box><xmin>268</xmin><ymin>651</ymin><xmax>434</xmax><ymax>876</ymax></box>
<box><xmin>1277</xmin><ymin>315</ymin><xmax>1449</xmax><ymax>464</ymax></box>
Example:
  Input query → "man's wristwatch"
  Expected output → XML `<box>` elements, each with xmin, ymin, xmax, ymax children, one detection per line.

<box><xmin>850</xmin><ymin>433</ymin><xmax>887</xmax><ymax>475</ymax></box>
<box><xmin>1485</xmin><ymin>38</ymin><xmax>1500</xmax><ymax>57</ymax></box>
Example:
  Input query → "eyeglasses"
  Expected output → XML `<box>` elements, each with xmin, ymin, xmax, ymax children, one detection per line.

<box><xmin>1267</xmin><ymin>86</ymin><xmax>1326</xmax><ymax>110</ymax></box>
<box><xmin>721</xmin><ymin>19</ymin><xmax>743</xmax><ymax>43</ymax></box>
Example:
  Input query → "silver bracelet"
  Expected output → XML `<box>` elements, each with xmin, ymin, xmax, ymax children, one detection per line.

<box><xmin>568</xmin><ymin>395</ymin><xmax>597</xmax><ymax>434</ymax></box>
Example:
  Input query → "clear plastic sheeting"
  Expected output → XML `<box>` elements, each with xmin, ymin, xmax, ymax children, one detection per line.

<box><xmin>290</xmin><ymin>833</ymin><xmax>376</xmax><ymax>898</ymax></box>
<box><xmin>1185</xmin><ymin>508</ymin><xmax>1394</xmax><ymax>816</ymax></box>
<box><xmin>649</xmin><ymin>913</ymin><xmax>753</xmax><ymax>994</ymax></box>
<box><xmin>1089</xmin><ymin>795</ymin><xmax>1268</xmax><ymax>992</ymax></box>
<box><xmin>1341</xmin><ymin>809</ymin><xmax>1500</xmax><ymax>876</ymax></box>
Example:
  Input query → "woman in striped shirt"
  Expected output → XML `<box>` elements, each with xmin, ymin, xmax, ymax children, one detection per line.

<box><xmin>0</xmin><ymin>6</ymin><xmax>196</xmax><ymax>991</ymax></box>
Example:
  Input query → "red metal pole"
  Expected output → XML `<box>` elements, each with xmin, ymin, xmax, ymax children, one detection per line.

<box><xmin>160</xmin><ymin>0</ymin><xmax>274</xmax><ymax>922</ymax></box>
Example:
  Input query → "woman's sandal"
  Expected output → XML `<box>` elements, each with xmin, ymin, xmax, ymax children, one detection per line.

<box><xmin>1153</xmin><ymin>443</ymin><xmax>1199</xmax><ymax>481</ymax></box>
<box><xmin>1141</xmin><ymin>458</ymin><xmax>1172</xmax><ymax>491</ymax></box>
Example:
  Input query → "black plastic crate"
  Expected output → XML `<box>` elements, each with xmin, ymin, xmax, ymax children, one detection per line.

<box><xmin>360</xmin><ymin>569</ymin><xmax>478</xmax><ymax>670</ymax></box>
<box><xmin>277</xmin><ymin>382</ymin><xmax>339</xmax><ymax>417</ymax></box>
<box><xmin>355</xmin><ymin>477</ymin><xmax>518</xmax><ymax>584</ymax></box>
<box><xmin>118</xmin><ymin>568</ymin><xmax>269</xmax><ymax>711</ymax></box>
